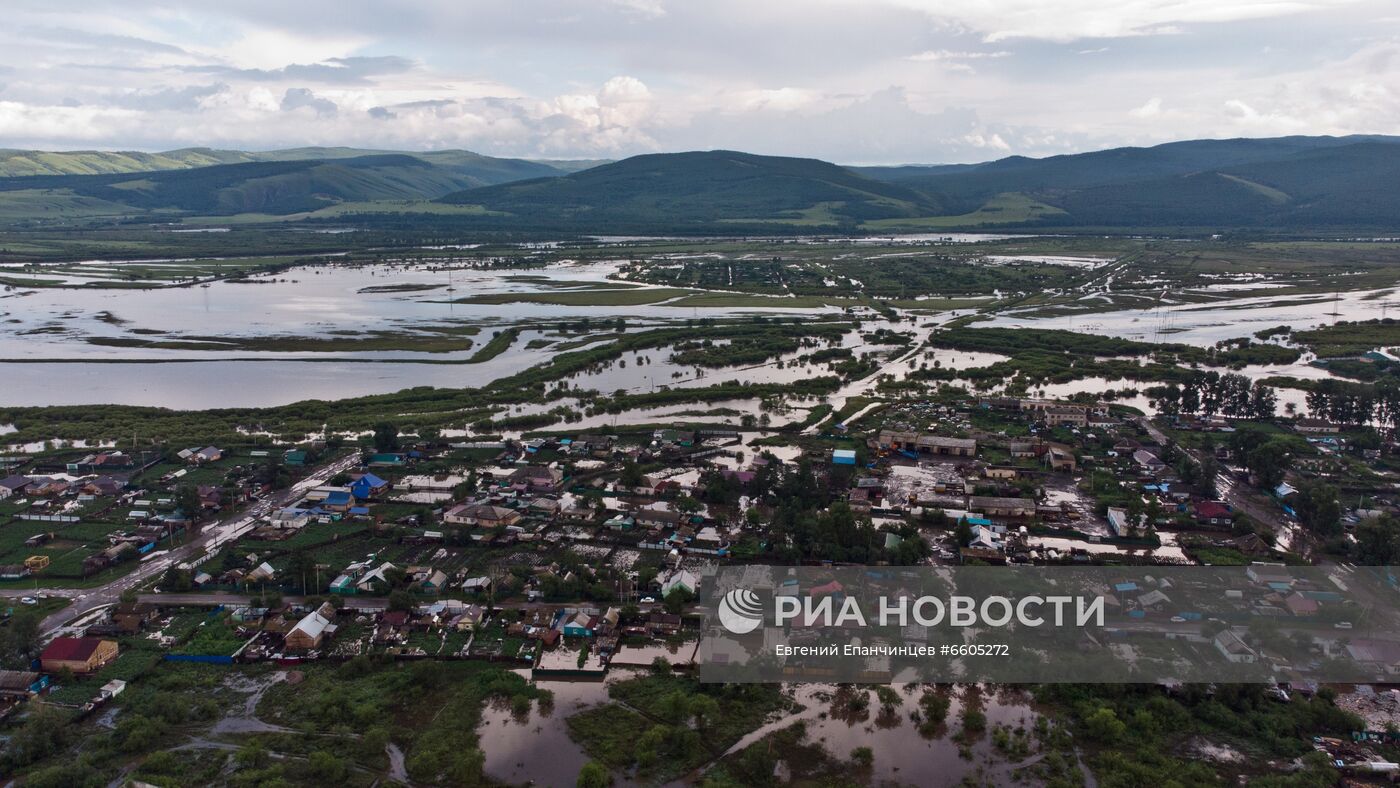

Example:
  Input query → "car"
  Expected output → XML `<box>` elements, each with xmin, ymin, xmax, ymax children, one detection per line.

<box><xmin>1334</xmin><ymin>621</ymin><xmax>1353</xmax><ymax>629</ymax></box>
<box><xmin>1170</xmin><ymin>616</ymin><xmax>1186</xmax><ymax>623</ymax></box>
<box><xmin>19</xmin><ymin>596</ymin><xmax>37</xmax><ymax>605</ymax></box>
<box><xmin>640</xmin><ymin>596</ymin><xmax>656</xmax><ymax>604</ymax></box>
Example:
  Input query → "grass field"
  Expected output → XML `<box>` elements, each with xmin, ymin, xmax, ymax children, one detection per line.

<box><xmin>454</xmin><ymin>287</ymin><xmax>695</xmax><ymax>306</ymax></box>
<box><xmin>863</xmin><ymin>192</ymin><xmax>1068</xmax><ymax>230</ymax></box>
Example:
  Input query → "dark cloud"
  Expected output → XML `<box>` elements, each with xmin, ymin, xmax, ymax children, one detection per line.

<box><xmin>280</xmin><ymin>87</ymin><xmax>338</xmax><ymax>116</ymax></box>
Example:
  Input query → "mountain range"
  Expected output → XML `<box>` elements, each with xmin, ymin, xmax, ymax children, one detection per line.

<box><xmin>0</xmin><ymin>135</ymin><xmax>1397</xmax><ymax>232</ymax></box>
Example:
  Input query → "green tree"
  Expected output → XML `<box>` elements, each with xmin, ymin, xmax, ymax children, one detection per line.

<box><xmin>1294</xmin><ymin>479</ymin><xmax>1342</xmax><ymax>537</ymax></box>
<box><xmin>954</xmin><ymin>517</ymin><xmax>973</xmax><ymax>548</ymax></box>
<box><xmin>1083</xmin><ymin>707</ymin><xmax>1127</xmax><ymax>742</ymax></box>
<box><xmin>174</xmin><ymin>482</ymin><xmax>201</xmax><ymax>517</ymax></box>
<box><xmin>388</xmin><ymin>590</ymin><xmax>416</xmax><ymax>612</ymax></box>
<box><xmin>577</xmin><ymin>761</ymin><xmax>610</xmax><ymax>788</ymax></box>
<box><xmin>373</xmin><ymin>422</ymin><xmax>400</xmax><ymax>453</ymax></box>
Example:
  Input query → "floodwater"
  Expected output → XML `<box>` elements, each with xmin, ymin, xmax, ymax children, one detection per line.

<box><xmin>710</xmin><ymin>683</ymin><xmax>1051</xmax><ymax>787</ymax></box>
<box><xmin>2</xmin><ymin>253</ymin><xmax>1388</xmax><ymax>410</ymax></box>
<box><xmin>477</xmin><ymin>678</ymin><xmax>1053</xmax><ymax>787</ymax></box>
<box><xmin>989</xmin><ymin>286</ymin><xmax>1400</xmax><ymax>347</ymax></box>
<box><xmin>477</xmin><ymin>674</ymin><xmax>623</xmax><ymax>787</ymax></box>
<box><xmin>0</xmin><ymin>258</ymin><xmax>844</xmax><ymax>407</ymax></box>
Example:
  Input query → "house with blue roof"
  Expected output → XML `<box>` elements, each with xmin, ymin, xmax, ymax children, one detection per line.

<box><xmin>321</xmin><ymin>490</ymin><xmax>353</xmax><ymax>513</ymax></box>
<box><xmin>350</xmin><ymin>473</ymin><xmax>390</xmax><ymax>500</ymax></box>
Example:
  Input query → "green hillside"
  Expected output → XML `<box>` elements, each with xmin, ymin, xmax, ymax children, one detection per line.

<box><xmin>0</xmin><ymin>146</ymin><xmax>568</xmax><ymax>186</ymax></box>
<box><xmin>2</xmin><ymin>137</ymin><xmax>1399</xmax><ymax>231</ymax></box>
<box><xmin>1019</xmin><ymin>141</ymin><xmax>1400</xmax><ymax>229</ymax></box>
<box><xmin>0</xmin><ymin>155</ymin><xmax>490</xmax><ymax>217</ymax></box>
<box><xmin>437</xmin><ymin>150</ymin><xmax>943</xmax><ymax>230</ymax></box>
<box><xmin>0</xmin><ymin>148</ymin><xmax>255</xmax><ymax>177</ymax></box>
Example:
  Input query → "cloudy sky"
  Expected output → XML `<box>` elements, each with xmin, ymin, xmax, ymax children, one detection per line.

<box><xmin>1</xmin><ymin>0</ymin><xmax>1397</xmax><ymax>164</ymax></box>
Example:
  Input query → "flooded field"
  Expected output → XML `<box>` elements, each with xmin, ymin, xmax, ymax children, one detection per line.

<box><xmin>3</xmin><ymin>238</ymin><xmax>1394</xmax><ymax>412</ymax></box>
<box><xmin>477</xmin><ymin>677</ymin><xmax>1058</xmax><ymax>787</ymax></box>
<box><xmin>479</xmin><ymin>675</ymin><xmax>615</xmax><ymax>787</ymax></box>
<box><xmin>990</xmin><ymin>287</ymin><xmax>1400</xmax><ymax>347</ymax></box>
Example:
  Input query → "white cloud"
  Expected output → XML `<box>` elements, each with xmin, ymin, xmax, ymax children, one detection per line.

<box><xmin>870</xmin><ymin>0</ymin><xmax>1368</xmax><ymax>42</ymax></box>
<box><xmin>0</xmin><ymin>1</ymin><xmax>1394</xmax><ymax>161</ymax></box>
<box><xmin>906</xmin><ymin>50</ymin><xmax>1012</xmax><ymax>61</ymax></box>
<box><xmin>1130</xmin><ymin>97</ymin><xmax>1163</xmax><ymax>117</ymax></box>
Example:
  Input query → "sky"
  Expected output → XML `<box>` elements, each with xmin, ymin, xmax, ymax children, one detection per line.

<box><xmin>0</xmin><ymin>0</ymin><xmax>1397</xmax><ymax>164</ymax></box>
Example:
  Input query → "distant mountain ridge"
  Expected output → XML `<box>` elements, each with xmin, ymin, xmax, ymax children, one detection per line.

<box><xmin>858</xmin><ymin>135</ymin><xmax>1400</xmax><ymax>227</ymax></box>
<box><xmin>0</xmin><ymin>146</ymin><xmax>582</xmax><ymax>185</ymax></box>
<box><xmin>1</xmin><ymin>135</ymin><xmax>1398</xmax><ymax>230</ymax></box>
<box><xmin>0</xmin><ymin>154</ymin><xmax>509</xmax><ymax>215</ymax></box>
<box><xmin>436</xmin><ymin>150</ymin><xmax>945</xmax><ymax>229</ymax></box>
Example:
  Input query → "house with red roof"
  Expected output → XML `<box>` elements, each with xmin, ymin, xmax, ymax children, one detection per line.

<box><xmin>40</xmin><ymin>637</ymin><xmax>119</xmax><ymax>674</ymax></box>
<box><xmin>1194</xmin><ymin>500</ymin><xmax>1233</xmax><ymax>527</ymax></box>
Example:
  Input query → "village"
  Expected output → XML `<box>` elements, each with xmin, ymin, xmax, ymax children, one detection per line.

<box><xmin>3</xmin><ymin>388</ymin><xmax>1400</xmax><ymax>780</ymax></box>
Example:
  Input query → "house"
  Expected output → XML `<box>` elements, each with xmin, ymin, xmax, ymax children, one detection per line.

<box><xmin>1194</xmin><ymin>501</ymin><xmax>1233</xmax><ymax>527</ymax></box>
<box><xmin>444</xmin><ymin>503</ymin><xmax>521</xmax><ymax>528</ymax></box>
<box><xmin>27</xmin><ymin>478</ymin><xmax>69</xmax><ymax>497</ymax></box>
<box><xmin>1132</xmin><ymin>449</ymin><xmax>1167</xmax><ymax>475</ymax></box>
<box><xmin>1042</xmin><ymin>407</ymin><xmax>1088</xmax><ymax>427</ymax></box>
<box><xmin>653</xmin><ymin>428</ymin><xmax>695</xmax><ymax>448</ymax></box>
<box><xmin>509</xmin><ymin>465</ymin><xmax>565</xmax><ymax>494</ymax></box>
<box><xmin>636</xmin><ymin>508</ymin><xmax>685</xmax><ymax>529</ymax></box>
<box><xmin>1213</xmin><ymin>629</ymin><xmax>1257</xmax><ymax>664</ymax></box>
<box><xmin>110</xmin><ymin>602</ymin><xmax>159</xmax><ymax>633</ymax></box>
<box><xmin>1246</xmin><ymin>563</ymin><xmax>1294</xmax><ymax>588</ymax></box>
<box><xmin>968</xmin><ymin>524</ymin><xmax>1002</xmax><ymax>551</ymax></box>
<box><xmin>180</xmin><ymin>445</ymin><xmax>222</xmax><ymax>464</ymax></box>
<box><xmin>283</xmin><ymin>449</ymin><xmax>308</xmax><ymax>466</ymax></box>
<box><xmin>367</xmin><ymin>453</ymin><xmax>407</xmax><ymax>467</ymax></box>
<box><xmin>82</xmin><ymin>476</ymin><xmax>124</xmax><ymax>497</ymax></box>
<box><xmin>1294</xmin><ymin>418</ymin><xmax>1340</xmax><ymax>435</ymax></box>
<box><xmin>196</xmin><ymin>485</ymin><xmax>225</xmax><ymax>510</ymax></box>
<box><xmin>420</xmin><ymin>569</ymin><xmax>450</xmax><ymax>594</ymax></box>
<box><xmin>269</xmin><ymin>508</ymin><xmax>311</xmax><ymax>529</ymax></box>
<box><xmin>0</xmin><ymin>475</ymin><xmax>30</xmax><ymax>499</ymax></box>
<box><xmin>40</xmin><ymin>637</ymin><xmax>119</xmax><ymax>674</ymax></box>
<box><xmin>967</xmin><ymin>496</ymin><xmax>1035</xmax><ymax>518</ymax></box>
<box><xmin>356</xmin><ymin>562</ymin><xmax>399</xmax><ymax>592</ymax></box>
<box><xmin>561</xmin><ymin>611</ymin><xmax>596</xmax><ymax>637</ymax></box>
<box><xmin>832</xmin><ymin>449</ymin><xmax>857</xmax><ymax>466</ymax></box>
<box><xmin>647</xmin><ymin>612</ymin><xmax>682</xmax><ymax>636</ymax></box>
<box><xmin>320</xmin><ymin>490</ymin><xmax>353</xmax><ymax>513</ymax></box>
<box><xmin>329</xmin><ymin>574</ymin><xmax>358</xmax><ymax>595</ymax></box>
<box><xmin>877</xmin><ymin>431</ymin><xmax>976</xmax><ymax>457</ymax></box>
<box><xmin>1008</xmin><ymin>440</ymin><xmax>1037</xmax><ymax>458</ymax></box>
<box><xmin>0</xmin><ymin>670</ymin><xmax>48</xmax><ymax>697</ymax></box>
<box><xmin>454</xmin><ymin>604</ymin><xmax>487</xmax><ymax>631</ymax></box>
<box><xmin>1044</xmin><ymin>446</ymin><xmax>1077</xmax><ymax>472</ymax></box>
<box><xmin>462</xmin><ymin>576</ymin><xmax>492</xmax><ymax>595</ymax></box>
<box><xmin>574</xmin><ymin>434</ymin><xmax>616</xmax><ymax>457</ymax></box>
<box><xmin>660</xmin><ymin>569</ymin><xmax>699</xmax><ymax>597</ymax></box>
<box><xmin>1106</xmin><ymin>507</ymin><xmax>1146</xmax><ymax>537</ymax></box>
<box><xmin>245</xmin><ymin>562</ymin><xmax>276</xmax><ymax>583</ymax></box>
<box><xmin>285</xmin><ymin>602</ymin><xmax>338</xmax><ymax>651</ymax></box>
<box><xmin>350</xmin><ymin>473</ymin><xmax>390</xmax><ymax>501</ymax></box>
<box><xmin>915</xmin><ymin>435</ymin><xmax>977</xmax><ymax>457</ymax></box>
<box><xmin>1283</xmin><ymin>592</ymin><xmax>1320</xmax><ymax>617</ymax></box>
